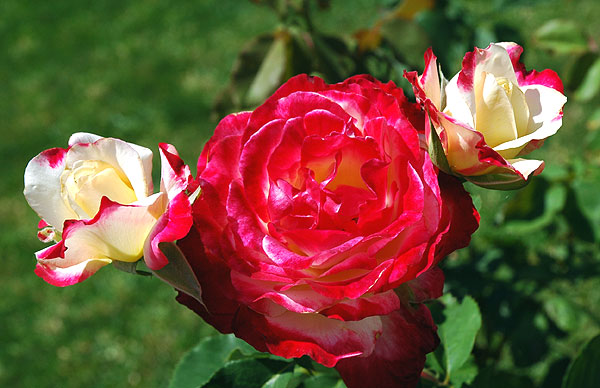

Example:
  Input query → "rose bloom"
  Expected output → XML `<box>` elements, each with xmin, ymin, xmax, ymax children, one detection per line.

<box><xmin>24</xmin><ymin>133</ymin><xmax>193</xmax><ymax>286</ymax></box>
<box><xmin>176</xmin><ymin>75</ymin><xmax>479</xmax><ymax>387</ymax></box>
<box><xmin>405</xmin><ymin>42</ymin><xmax>567</xmax><ymax>189</ymax></box>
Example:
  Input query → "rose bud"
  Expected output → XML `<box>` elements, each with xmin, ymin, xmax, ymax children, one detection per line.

<box><xmin>24</xmin><ymin>133</ymin><xmax>193</xmax><ymax>286</ymax></box>
<box><xmin>406</xmin><ymin>42</ymin><xmax>567</xmax><ymax>189</ymax></box>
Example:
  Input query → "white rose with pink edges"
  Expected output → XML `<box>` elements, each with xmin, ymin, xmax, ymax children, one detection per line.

<box><xmin>24</xmin><ymin>133</ymin><xmax>194</xmax><ymax>286</ymax></box>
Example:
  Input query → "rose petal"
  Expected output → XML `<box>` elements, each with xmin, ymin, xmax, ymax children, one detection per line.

<box><xmin>500</xmin><ymin>42</ymin><xmax>565</xmax><ymax>93</ymax></box>
<box><xmin>240</xmin><ymin>119</ymin><xmax>287</xmax><ymax>220</ymax></box>
<box><xmin>197</xmin><ymin>112</ymin><xmax>250</xmax><ymax>177</ymax></box>
<box><xmin>420</xmin><ymin>48</ymin><xmax>442</xmax><ymax>110</ymax></box>
<box><xmin>144</xmin><ymin>191</ymin><xmax>193</xmax><ymax>270</ymax></box>
<box><xmin>158</xmin><ymin>143</ymin><xmax>192</xmax><ymax>201</ymax></box>
<box><xmin>66</xmin><ymin>137</ymin><xmax>153</xmax><ymax>201</ymax></box>
<box><xmin>24</xmin><ymin>147</ymin><xmax>76</xmax><ymax>231</ymax></box>
<box><xmin>507</xmin><ymin>158</ymin><xmax>545</xmax><ymax>180</ymax></box>
<box><xmin>34</xmin><ymin>257</ymin><xmax>110</xmax><ymax>287</ymax></box>
<box><xmin>234</xmin><ymin>303</ymin><xmax>383</xmax><ymax>368</ymax></box>
<box><xmin>35</xmin><ymin>195</ymin><xmax>164</xmax><ymax>286</ymax></box>
<box><xmin>335</xmin><ymin>304</ymin><xmax>438</xmax><ymax>388</ymax></box>
<box><xmin>68</xmin><ymin>132</ymin><xmax>102</xmax><ymax>145</ymax></box>
<box><xmin>493</xmin><ymin>84</ymin><xmax>566</xmax><ymax>154</ymax></box>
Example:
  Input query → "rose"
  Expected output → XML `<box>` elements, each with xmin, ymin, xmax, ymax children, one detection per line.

<box><xmin>175</xmin><ymin>75</ymin><xmax>479</xmax><ymax>387</ymax></box>
<box><xmin>24</xmin><ymin>133</ymin><xmax>193</xmax><ymax>286</ymax></box>
<box><xmin>24</xmin><ymin>133</ymin><xmax>194</xmax><ymax>286</ymax></box>
<box><xmin>405</xmin><ymin>42</ymin><xmax>567</xmax><ymax>189</ymax></box>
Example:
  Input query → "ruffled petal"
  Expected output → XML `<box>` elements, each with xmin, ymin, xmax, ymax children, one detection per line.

<box><xmin>197</xmin><ymin>112</ymin><xmax>250</xmax><ymax>177</ymax></box>
<box><xmin>335</xmin><ymin>304</ymin><xmax>439</xmax><ymax>388</ymax></box>
<box><xmin>144</xmin><ymin>191</ymin><xmax>193</xmax><ymax>270</ymax></box>
<box><xmin>70</xmin><ymin>133</ymin><xmax>154</xmax><ymax>194</ymax></box>
<box><xmin>24</xmin><ymin>147</ymin><xmax>76</xmax><ymax>231</ymax></box>
<box><xmin>507</xmin><ymin>158</ymin><xmax>544</xmax><ymax>180</ymax></box>
<box><xmin>35</xmin><ymin>194</ymin><xmax>164</xmax><ymax>286</ymax></box>
<box><xmin>158</xmin><ymin>143</ymin><xmax>192</xmax><ymax>201</ymax></box>
<box><xmin>66</xmin><ymin>137</ymin><xmax>153</xmax><ymax>200</ymax></box>
<box><xmin>500</xmin><ymin>42</ymin><xmax>565</xmax><ymax>93</ymax></box>
<box><xmin>68</xmin><ymin>132</ymin><xmax>102</xmax><ymax>145</ymax></box>
<box><xmin>420</xmin><ymin>48</ymin><xmax>442</xmax><ymax>110</ymax></box>
<box><xmin>233</xmin><ymin>303</ymin><xmax>383</xmax><ymax>368</ymax></box>
<box><xmin>34</xmin><ymin>256</ymin><xmax>110</xmax><ymax>287</ymax></box>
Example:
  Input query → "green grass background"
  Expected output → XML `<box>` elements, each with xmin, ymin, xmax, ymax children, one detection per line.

<box><xmin>1</xmin><ymin>0</ymin><xmax>599</xmax><ymax>387</ymax></box>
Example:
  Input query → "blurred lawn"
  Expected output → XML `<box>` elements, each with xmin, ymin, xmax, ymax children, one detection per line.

<box><xmin>0</xmin><ymin>1</ymin><xmax>279</xmax><ymax>386</ymax></box>
<box><xmin>0</xmin><ymin>1</ymin><xmax>378</xmax><ymax>387</ymax></box>
<box><xmin>1</xmin><ymin>0</ymin><xmax>599</xmax><ymax>387</ymax></box>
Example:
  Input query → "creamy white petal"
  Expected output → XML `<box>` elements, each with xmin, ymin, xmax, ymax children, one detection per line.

<box><xmin>475</xmin><ymin>72</ymin><xmax>519</xmax><ymax>148</ymax></box>
<box><xmin>508</xmin><ymin>158</ymin><xmax>544</xmax><ymax>180</ymax></box>
<box><xmin>493</xmin><ymin>84</ymin><xmax>566</xmax><ymax>152</ymax></box>
<box><xmin>66</xmin><ymin>138</ymin><xmax>153</xmax><ymax>201</ymax></box>
<box><xmin>24</xmin><ymin>148</ymin><xmax>78</xmax><ymax>231</ymax></box>
<box><xmin>69</xmin><ymin>132</ymin><xmax>103</xmax><ymax>146</ymax></box>
<box><xmin>443</xmin><ymin>75</ymin><xmax>476</xmax><ymax>128</ymax></box>
<box><xmin>474</xmin><ymin>44</ymin><xmax>518</xmax><ymax>86</ymax></box>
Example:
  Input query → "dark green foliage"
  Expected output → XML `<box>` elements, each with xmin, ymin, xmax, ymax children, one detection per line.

<box><xmin>4</xmin><ymin>1</ymin><xmax>600</xmax><ymax>387</ymax></box>
<box><xmin>562</xmin><ymin>334</ymin><xmax>600</xmax><ymax>388</ymax></box>
<box><xmin>169</xmin><ymin>334</ymin><xmax>347</xmax><ymax>388</ymax></box>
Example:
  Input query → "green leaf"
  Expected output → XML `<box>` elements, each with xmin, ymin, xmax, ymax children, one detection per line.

<box><xmin>169</xmin><ymin>334</ymin><xmax>259</xmax><ymax>388</ymax></box>
<box><xmin>465</xmin><ymin>171</ymin><xmax>529</xmax><ymax>191</ymax></box>
<box><xmin>425</xmin><ymin>350</ymin><xmax>444</xmax><ymax>376</ymax></box>
<box><xmin>534</xmin><ymin>19</ymin><xmax>588</xmax><ymax>55</ymax></box>
<box><xmin>261</xmin><ymin>370</ymin><xmax>294</xmax><ymax>388</ymax></box>
<box><xmin>202</xmin><ymin>358</ymin><xmax>294</xmax><ymax>388</ymax></box>
<box><xmin>567</xmin><ymin>52</ymin><xmax>598</xmax><ymax>91</ymax></box>
<box><xmin>379</xmin><ymin>18</ymin><xmax>430</xmax><ymax>68</ymax></box>
<box><xmin>311</xmin><ymin>33</ymin><xmax>354</xmax><ymax>82</ymax></box>
<box><xmin>449</xmin><ymin>357</ymin><xmax>478</xmax><ymax>388</ymax></box>
<box><xmin>545</xmin><ymin>183</ymin><xmax>568</xmax><ymax>214</ymax></box>
<box><xmin>574</xmin><ymin>57</ymin><xmax>600</xmax><ymax>102</ymax></box>
<box><xmin>563</xmin><ymin>185</ymin><xmax>596</xmax><ymax>242</ymax></box>
<box><xmin>212</xmin><ymin>34</ymin><xmax>275</xmax><ymax>118</ymax></box>
<box><xmin>301</xmin><ymin>374</ymin><xmax>347</xmax><ymax>388</ymax></box>
<box><xmin>153</xmin><ymin>242</ymin><xmax>204</xmax><ymax>307</ymax></box>
<box><xmin>438</xmin><ymin>64</ymin><xmax>449</xmax><ymax>111</ymax></box>
<box><xmin>438</xmin><ymin>295</ymin><xmax>482</xmax><ymax>380</ymax></box>
<box><xmin>245</xmin><ymin>33</ymin><xmax>289</xmax><ymax>107</ymax></box>
<box><xmin>562</xmin><ymin>334</ymin><xmax>600</xmax><ymax>388</ymax></box>
<box><xmin>543</xmin><ymin>295</ymin><xmax>584</xmax><ymax>332</ymax></box>
<box><xmin>427</xmin><ymin>119</ymin><xmax>451</xmax><ymax>175</ymax></box>
<box><xmin>112</xmin><ymin>259</ymin><xmax>152</xmax><ymax>276</ymax></box>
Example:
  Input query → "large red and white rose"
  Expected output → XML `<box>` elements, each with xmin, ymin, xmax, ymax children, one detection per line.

<box><xmin>406</xmin><ymin>42</ymin><xmax>567</xmax><ymax>189</ymax></box>
<box><xmin>24</xmin><ymin>133</ymin><xmax>193</xmax><ymax>286</ymax></box>
<box><xmin>176</xmin><ymin>75</ymin><xmax>479</xmax><ymax>387</ymax></box>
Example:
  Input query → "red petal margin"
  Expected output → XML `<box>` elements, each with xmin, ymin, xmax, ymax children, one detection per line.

<box><xmin>144</xmin><ymin>191</ymin><xmax>193</xmax><ymax>270</ymax></box>
<box><xmin>159</xmin><ymin>143</ymin><xmax>192</xmax><ymax>201</ymax></box>
<box><xmin>197</xmin><ymin>111</ymin><xmax>250</xmax><ymax>177</ymax></box>
<box><xmin>335</xmin><ymin>303</ymin><xmax>439</xmax><ymax>388</ymax></box>
<box><xmin>434</xmin><ymin>173</ymin><xmax>480</xmax><ymax>260</ymax></box>
<box><xmin>503</xmin><ymin>43</ymin><xmax>564</xmax><ymax>93</ymax></box>
<box><xmin>34</xmin><ymin>196</ymin><xmax>151</xmax><ymax>286</ymax></box>
<box><xmin>407</xmin><ymin>266</ymin><xmax>445</xmax><ymax>303</ymax></box>
<box><xmin>175</xmin><ymin>226</ymin><xmax>241</xmax><ymax>333</ymax></box>
<box><xmin>233</xmin><ymin>305</ymin><xmax>383</xmax><ymax>368</ymax></box>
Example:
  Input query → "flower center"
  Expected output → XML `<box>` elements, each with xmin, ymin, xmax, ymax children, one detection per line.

<box><xmin>496</xmin><ymin>76</ymin><xmax>531</xmax><ymax>141</ymax></box>
<box><xmin>473</xmin><ymin>72</ymin><xmax>531</xmax><ymax>149</ymax></box>
<box><xmin>495</xmin><ymin>76</ymin><xmax>514</xmax><ymax>97</ymax></box>
<box><xmin>61</xmin><ymin>160</ymin><xmax>137</xmax><ymax>218</ymax></box>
